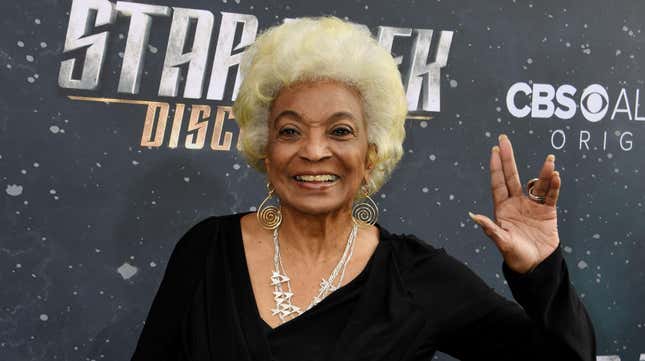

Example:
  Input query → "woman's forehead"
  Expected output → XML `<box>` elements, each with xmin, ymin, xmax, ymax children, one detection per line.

<box><xmin>269</xmin><ymin>80</ymin><xmax>366</xmax><ymax>125</ymax></box>
<box><xmin>272</xmin><ymin>109</ymin><xmax>362</xmax><ymax>128</ymax></box>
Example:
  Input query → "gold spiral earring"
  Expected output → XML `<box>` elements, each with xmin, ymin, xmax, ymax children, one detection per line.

<box><xmin>352</xmin><ymin>182</ymin><xmax>378</xmax><ymax>227</ymax></box>
<box><xmin>257</xmin><ymin>183</ymin><xmax>282</xmax><ymax>230</ymax></box>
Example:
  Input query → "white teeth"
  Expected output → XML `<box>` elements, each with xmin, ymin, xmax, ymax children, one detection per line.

<box><xmin>295</xmin><ymin>174</ymin><xmax>338</xmax><ymax>182</ymax></box>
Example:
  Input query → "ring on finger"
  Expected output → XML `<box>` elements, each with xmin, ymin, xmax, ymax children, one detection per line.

<box><xmin>526</xmin><ymin>178</ymin><xmax>546</xmax><ymax>204</ymax></box>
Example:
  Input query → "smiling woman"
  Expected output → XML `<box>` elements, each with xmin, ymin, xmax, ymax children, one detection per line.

<box><xmin>233</xmin><ymin>17</ymin><xmax>407</xmax><ymax>195</ymax></box>
<box><xmin>241</xmin><ymin>81</ymin><xmax>384</xmax><ymax>328</ymax></box>
<box><xmin>130</xmin><ymin>16</ymin><xmax>596</xmax><ymax>361</ymax></box>
<box><xmin>265</xmin><ymin>80</ymin><xmax>373</xmax><ymax>216</ymax></box>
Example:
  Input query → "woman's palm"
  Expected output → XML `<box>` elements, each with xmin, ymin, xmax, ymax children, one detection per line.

<box><xmin>470</xmin><ymin>134</ymin><xmax>562</xmax><ymax>274</ymax></box>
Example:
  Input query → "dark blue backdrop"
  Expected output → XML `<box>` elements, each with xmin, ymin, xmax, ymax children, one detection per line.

<box><xmin>1</xmin><ymin>0</ymin><xmax>644</xmax><ymax>359</ymax></box>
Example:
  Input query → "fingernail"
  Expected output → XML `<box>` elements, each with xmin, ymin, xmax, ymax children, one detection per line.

<box><xmin>547</xmin><ymin>154</ymin><xmax>555</xmax><ymax>162</ymax></box>
<box><xmin>553</xmin><ymin>170</ymin><xmax>560</xmax><ymax>176</ymax></box>
<box><xmin>492</xmin><ymin>145</ymin><xmax>500</xmax><ymax>153</ymax></box>
<box><xmin>498</xmin><ymin>134</ymin><xmax>507</xmax><ymax>142</ymax></box>
<box><xmin>468</xmin><ymin>211</ymin><xmax>478</xmax><ymax>223</ymax></box>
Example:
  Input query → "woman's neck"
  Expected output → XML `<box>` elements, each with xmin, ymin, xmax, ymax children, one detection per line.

<box><xmin>275</xmin><ymin>205</ymin><xmax>356</xmax><ymax>264</ymax></box>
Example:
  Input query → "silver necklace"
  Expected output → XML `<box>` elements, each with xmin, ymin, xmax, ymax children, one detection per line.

<box><xmin>270</xmin><ymin>223</ymin><xmax>358</xmax><ymax>324</ymax></box>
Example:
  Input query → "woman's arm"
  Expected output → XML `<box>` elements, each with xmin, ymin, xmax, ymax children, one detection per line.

<box><xmin>130</xmin><ymin>217</ymin><xmax>217</xmax><ymax>361</ymax></box>
<box><xmin>451</xmin><ymin>134</ymin><xmax>596</xmax><ymax>359</ymax></box>
<box><xmin>437</xmin><ymin>246</ymin><xmax>596</xmax><ymax>360</ymax></box>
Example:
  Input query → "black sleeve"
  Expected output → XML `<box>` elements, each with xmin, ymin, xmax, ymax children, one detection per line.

<box><xmin>130</xmin><ymin>217</ymin><xmax>217</xmax><ymax>361</ymax></box>
<box><xmin>437</xmin><ymin>246</ymin><xmax>596</xmax><ymax>361</ymax></box>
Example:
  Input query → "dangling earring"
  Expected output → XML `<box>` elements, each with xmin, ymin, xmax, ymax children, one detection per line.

<box><xmin>257</xmin><ymin>183</ymin><xmax>282</xmax><ymax>230</ymax></box>
<box><xmin>352</xmin><ymin>181</ymin><xmax>379</xmax><ymax>227</ymax></box>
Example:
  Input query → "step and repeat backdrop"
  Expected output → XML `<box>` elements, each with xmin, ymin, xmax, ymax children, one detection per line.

<box><xmin>1</xmin><ymin>0</ymin><xmax>643</xmax><ymax>360</ymax></box>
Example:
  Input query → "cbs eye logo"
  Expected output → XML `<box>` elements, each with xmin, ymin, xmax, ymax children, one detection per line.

<box><xmin>506</xmin><ymin>82</ymin><xmax>609</xmax><ymax>122</ymax></box>
<box><xmin>579</xmin><ymin>84</ymin><xmax>609</xmax><ymax>122</ymax></box>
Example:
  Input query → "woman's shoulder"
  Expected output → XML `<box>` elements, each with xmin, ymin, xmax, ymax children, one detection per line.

<box><xmin>381</xmin><ymin>226</ymin><xmax>494</xmax><ymax>308</ymax></box>
<box><xmin>181</xmin><ymin>211</ymin><xmax>249</xmax><ymax>235</ymax></box>
<box><xmin>178</xmin><ymin>213</ymin><xmax>233</xmax><ymax>239</ymax></box>
<box><xmin>379</xmin><ymin>226</ymin><xmax>446</xmax><ymax>272</ymax></box>
<box><xmin>169</xmin><ymin>212</ymin><xmax>246</xmax><ymax>259</ymax></box>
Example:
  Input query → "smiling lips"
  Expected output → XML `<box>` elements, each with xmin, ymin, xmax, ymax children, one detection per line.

<box><xmin>294</xmin><ymin>174</ymin><xmax>339</xmax><ymax>182</ymax></box>
<box><xmin>292</xmin><ymin>174</ymin><xmax>340</xmax><ymax>190</ymax></box>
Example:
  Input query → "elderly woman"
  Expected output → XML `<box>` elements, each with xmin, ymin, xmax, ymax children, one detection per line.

<box><xmin>131</xmin><ymin>16</ymin><xmax>596</xmax><ymax>361</ymax></box>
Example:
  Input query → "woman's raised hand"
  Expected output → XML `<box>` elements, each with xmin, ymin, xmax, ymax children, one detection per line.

<box><xmin>469</xmin><ymin>134</ymin><xmax>561</xmax><ymax>274</ymax></box>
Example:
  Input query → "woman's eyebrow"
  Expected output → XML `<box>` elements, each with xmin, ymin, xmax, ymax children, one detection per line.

<box><xmin>273</xmin><ymin>110</ymin><xmax>360</xmax><ymax>128</ymax></box>
<box><xmin>272</xmin><ymin>110</ymin><xmax>301</xmax><ymax>128</ymax></box>
<box><xmin>327</xmin><ymin>111</ymin><xmax>359</xmax><ymax>124</ymax></box>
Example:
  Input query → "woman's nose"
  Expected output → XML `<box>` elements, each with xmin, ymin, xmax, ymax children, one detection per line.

<box><xmin>299</xmin><ymin>133</ymin><xmax>332</xmax><ymax>162</ymax></box>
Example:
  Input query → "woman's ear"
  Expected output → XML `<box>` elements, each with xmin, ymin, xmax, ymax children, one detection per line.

<box><xmin>366</xmin><ymin>143</ymin><xmax>378</xmax><ymax>173</ymax></box>
<box><xmin>264</xmin><ymin>157</ymin><xmax>271</xmax><ymax>173</ymax></box>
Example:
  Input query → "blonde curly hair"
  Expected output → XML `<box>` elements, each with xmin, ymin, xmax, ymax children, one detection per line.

<box><xmin>232</xmin><ymin>16</ymin><xmax>407</xmax><ymax>195</ymax></box>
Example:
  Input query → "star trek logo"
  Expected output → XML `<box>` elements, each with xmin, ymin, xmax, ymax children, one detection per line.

<box><xmin>58</xmin><ymin>0</ymin><xmax>454</xmax><ymax>151</ymax></box>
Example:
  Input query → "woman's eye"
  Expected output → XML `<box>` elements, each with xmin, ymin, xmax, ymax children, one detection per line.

<box><xmin>332</xmin><ymin>127</ymin><xmax>353</xmax><ymax>136</ymax></box>
<box><xmin>279</xmin><ymin>128</ymin><xmax>299</xmax><ymax>137</ymax></box>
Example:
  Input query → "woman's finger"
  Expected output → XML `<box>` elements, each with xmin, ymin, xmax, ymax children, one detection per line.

<box><xmin>532</xmin><ymin>154</ymin><xmax>555</xmax><ymax>197</ymax></box>
<box><xmin>490</xmin><ymin>145</ymin><xmax>509</xmax><ymax>209</ymax></box>
<box><xmin>498</xmin><ymin>134</ymin><xmax>523</xmax><ymax>197</ymax></box>
<box><xmin>544</xmin><ymin>171</ymin><xmax>561</xmax><ymax>206</ymax></box>
<box><xmin>468</xmin><ymin>211</ymin><xmax>512</xmax><ymax>254</ymax></box>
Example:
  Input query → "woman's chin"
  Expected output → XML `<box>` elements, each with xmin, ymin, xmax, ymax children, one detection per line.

<box><xmin>283</xmin><ymin>199</ymin><xmax>350</xmax><ymax>217</ymax></box>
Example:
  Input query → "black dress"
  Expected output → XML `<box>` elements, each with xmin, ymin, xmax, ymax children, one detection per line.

<box><xmin>130</xmin><ymin>212</ymin><xmax>596</xmax><ymax>361</ymax></box>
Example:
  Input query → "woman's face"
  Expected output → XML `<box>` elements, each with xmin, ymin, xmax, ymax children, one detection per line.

<box><xmin>265</xmin><ymin>80</ymin><xmax>373</xmax><ymax>216</ymax></box>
